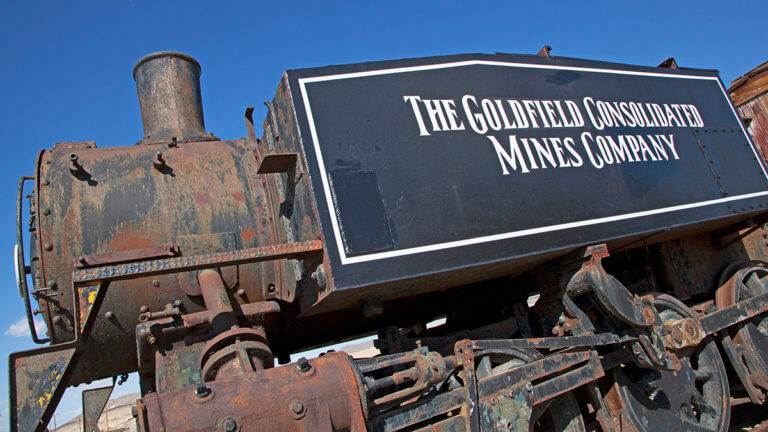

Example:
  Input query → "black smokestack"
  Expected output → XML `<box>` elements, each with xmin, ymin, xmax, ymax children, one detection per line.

<box><xmin>133</xmin><ymin>51</ymin><xmax>214</xmax><ymax>144</ymax></box>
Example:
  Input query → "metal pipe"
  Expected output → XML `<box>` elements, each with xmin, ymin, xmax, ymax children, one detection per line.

<box><xmin>133</xmin><ymin>51</ymin><xmax>213</xmax><ymax>144</ymax></box>
<box><xmin>198</xmin><ymin>269</ymin><xmax>237</xmax><ymax>334</ymax></box>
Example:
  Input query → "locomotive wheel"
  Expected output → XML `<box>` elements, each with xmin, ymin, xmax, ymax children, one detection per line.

<box><xmin>612</xmin><ymin>294</ymin><xmax>730</xmax><ymax>431</ymax></box>
<box><xmin>716</xmin><ymin>264</ymin><xmax>768</xmax><ymax>397</ymax></box>
<box><xmin>477</xmin><ymin>348</ymin><xmax>585</xmax><ymax>432</ymax></box>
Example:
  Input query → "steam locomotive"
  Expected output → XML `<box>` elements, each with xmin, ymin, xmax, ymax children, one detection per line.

<box><xmin>8</xmin><ymin>49</ymin><xmax>768</xmax><ymax>431</ymax></box>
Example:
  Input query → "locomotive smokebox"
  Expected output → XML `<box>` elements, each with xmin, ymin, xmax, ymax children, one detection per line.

<box><xmin>133</xmin><ymin>51</ymin><xmax>211</xmax><ymax>143</ymax></box>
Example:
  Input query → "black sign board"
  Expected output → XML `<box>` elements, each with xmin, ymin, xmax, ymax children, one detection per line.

<box><xmin>285</xmin><ymin>54</ymin><xmax>768</xmax><ymax>292</ymax></box>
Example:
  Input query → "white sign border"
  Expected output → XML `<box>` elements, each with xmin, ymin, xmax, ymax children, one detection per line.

<box><xmin>297</xmin><ymin>60</ymin><xmax>768</xmax><ymax>265</ymax></box>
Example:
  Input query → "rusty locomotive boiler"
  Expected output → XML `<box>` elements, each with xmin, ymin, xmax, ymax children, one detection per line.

<box><xmin>9</xmin><ymin>50</ymin><xmax>768</xmax><ymax>431</ymax></box>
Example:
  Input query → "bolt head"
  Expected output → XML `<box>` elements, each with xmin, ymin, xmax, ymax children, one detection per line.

<box><xmin>44</xmin><ymin>243</ymin><xmax>53</xmax><ymax>251</ymax></box>
<box><xmin>289</xmin><ymin>399</ymin><xmax>304</xmax><ymax>415</ymax></box>
<box><xmin>152</xmin><ymin>280</ymin><xmax>160</xmax><ymax>287</ymax></box>
<box><xmin>105</xmin><ymin>311</ymin><xmax>114</xmax><ymax>319</ymax></box>
<box><xmin>221</xmin><ymin>417</ymin><xmax>237</xmax><ymax>432</ymax></box>
<box><xmin>297</xmin><ymin>357</ymin><xmax>311</xmax><ymax>372</ymax></box>
<box><xmin>194</xmin><ymin>382</ymin><xmax>211</xmax><ymax>398</ymax></box>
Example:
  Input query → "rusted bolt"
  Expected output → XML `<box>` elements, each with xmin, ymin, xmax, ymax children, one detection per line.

<box><xmin>288</xmin><ymin>399</ymin><xmax>305</xmax><ymax>417</ymax></box>
<box><xmin>173</xmin><ymin>299</ymin><xmax>182</xmax><ymax>307</ymax></box>
<box><xmin>220</xmin><ymin>417</ymin><xmax>237</xmax><ymax>432</ymax></box>
<box><xmin>147</xmin><ymin>335</ymin><xmax>157</xmax><ymax>345</ymax></box>
<box><xmin>524</xmin><ymin>382</ymin><xmax>533</xmax><ymax>392</ymax></box>
<box><xmin>44</xmin><ymin>243</ymin><xmax>53</xmax><ymax>251</ymax></box>
<box><xmin>105</xmin><ymin>311</ymin><xmax>114</xmax><ymax>319</ymax></box>
<box><xmin>152</xmin><ymin>279</ymin><xmax>160</xmax><ymax>287</ymax></box>
<box><xmin>267</xmin><ymin>283</ymin><xmax>276</xmax><ymax>294</ymax></box>
<box><xmin>42</xmin><ymin>179</ymin><xmax>50</xmax><ymax>186</ymax></box>
<box><xmin>139</xmin><ymin>305</ymin><xmax>149</xmax><ymax>313</ymax></box>
<box><xmin>78</xmin><ymin>256</ymin><xmax>87</xmax><ymax>265</ymax></box>
<box><xmin>46</xmin><ymin>280</ymin><xmax>57</xmax><ymax>290</ymax></box>
<box><xmin>236</xmin><ymin>288</ymin><xmax>246</xmax><ymax>297</ymax></box>
<box><xmin>194</xmin><ymin>381</ymin><xmax>211</xmax><ymax>398</ymax></box>
<box><xmin>42</xmin><ymin>208</ymin><xmax>51</xmax><ymax>216</ymax></box>
<box><xmin>672</xmin><ymin>330</ymin><xmax>684</xmax><ymax>344</ymax></box>
<box><xmin>297</xmin><ymin>357</ymin><xmax>311</xmax><ymax>373</ymax></box>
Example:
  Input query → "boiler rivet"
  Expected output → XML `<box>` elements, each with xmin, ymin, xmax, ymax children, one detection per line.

<box><xmin>42</xmin><ymin>208</ymin><xmax>51</xmax><ymax>215</ymax></box>
<box><xmin>139</xmin><ymin>305</ymin><xmax>149</xmax><ymax>313</ymax></box>
<box><xmin>44</xmin><ymin>243</ymin><xmax>53</xmax><ymax>251</ymax></box>
<box><xmin>152</xmin><ymin>280</ymin><xmax>160</xmax><ymax>287</ymax></box>
<box><xmin>105</xmin><ymin>311</ymin><xmax>114</xmax><ymax>319</ymax></box>
<box><xmin>42</xmin><ymin>180</ymin><xmax>50</xmax><ymax>186</ymax></box>
<box><xmin>221</xmin><ymin>417</ymin><xmax>237</xmax><ymax>432</ymax></box>
<box><xmin>289</xmin><ymin>399</ymin><xmax>305</xmax><ymax>415</ymax></box>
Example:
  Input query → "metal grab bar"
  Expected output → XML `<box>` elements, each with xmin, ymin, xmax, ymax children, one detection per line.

<box><xmin>17</xmin><ymin>175</ymin><xmax>48</xmax><ymax>344</ymax></box>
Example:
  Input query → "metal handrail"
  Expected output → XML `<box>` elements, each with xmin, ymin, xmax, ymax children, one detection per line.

<box><xmin>17</xmin><ymin>175</ymin><xmax>49</xmax><ymax>344</ymax></box>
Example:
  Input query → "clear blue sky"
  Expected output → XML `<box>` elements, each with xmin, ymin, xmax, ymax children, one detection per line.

<box><xmin>1</xmin><ymin>0</ymin><xmax>767</xmax><ymax>428</ymax></box>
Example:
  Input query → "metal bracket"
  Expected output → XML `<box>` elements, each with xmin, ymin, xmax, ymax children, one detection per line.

<box><xmin>455</xmin><ymin>340</ymin><xmax>479</xmax><ymax>432</ymax></box>
<box><xmin>257</xmin><ymin>153</ymin><xmax>298</xmax><ymax>174</ymax></box>
<box><xmin>9</xmin><ymin>343</ymin><xmax>77</xmax><ymax>432</ymax></box>
<box><xmin>82</xmin><ymin>382</ymin><xmax>115</xmax><ymax>432</ymax></box>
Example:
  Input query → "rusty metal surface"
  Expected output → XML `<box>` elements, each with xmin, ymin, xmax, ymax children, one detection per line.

<box><xmin>716</xmin><ymin>265</ymin><xmax>768</xmax><ymax>404</ymax></box>
<box><xmin>73</xmin><ymin>240</ymin><xmax>322</xmax><ymax>284</ymax></box>
<box><xmin>9</xmin><ymin>343</ymin><xmax>77</xmax><ymax>432</ymax></box>
<box><xmin>82</xmin><ymin>385</ymin><xmax>114</xmax><ymax>432</ymax></box>
<box><xmin>32</xmin><ymin>134</ymin><xmax>285</xmax><ymax>384</ymax></box>
<box><xmin>141</xmin><ymin>352</ymin><xmax>367</xmax><ymax>431</ymax></box>
<box><xmin>133</xmin><ymin>51</ymin><xmax>215</xmax><ymax>144</ymax></box>
<box><xmin>730</xmin><ymin>60</ymin><xmax>768</xmax><ymax>169</ymax></box>
<box><xmin>75</xmin><ymin>243</ymin><xmax>179</xmax><ymax>268</ymax></box>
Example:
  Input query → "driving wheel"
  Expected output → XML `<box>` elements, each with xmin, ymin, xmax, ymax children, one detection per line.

<box><xmin>611</xmin><ymin>294</ymin><xmax>730</xmax><ymax>431</ymax></box>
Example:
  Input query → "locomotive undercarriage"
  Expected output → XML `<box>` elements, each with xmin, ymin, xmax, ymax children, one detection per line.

<box><xmin>11</xmin><ymin>233</ymin><xmax>768</xmax><ymax>432</ymax></box>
